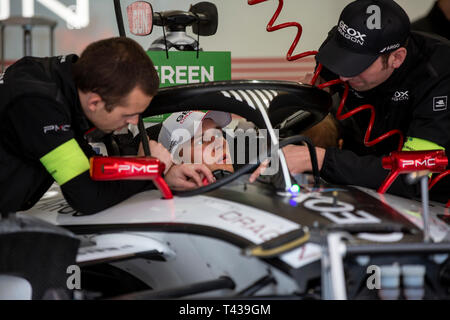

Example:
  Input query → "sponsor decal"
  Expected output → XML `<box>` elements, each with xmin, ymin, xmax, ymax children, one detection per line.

<box><xmin>293</xmin><ymin>195</ymin><xmax>381</xmax><ymax>225</ymax></box>
<box><xmin>176</xmin><ymin>111</ymin><xmax>194</xmax><ymax>124</ymax></box>
<box><xmin>218</xmin><ymin>211</ymin><xmax>292</xmax><ymax>242</ymax></box>
<box><xmin>401</xmin><ymin>158</ymin><xmax>435</xmax><ymax>169</ymax></box>
<box><xmin>380</xmin><ymin>43</ymin><xmax>400</xmax><ymax>53</ymax></box>
<box><xmin>43</xmin><ymin>124</ymin><xmax>70</xmax><ymax>134</ymax></box>
<box><xmin>338</xmin><ymin>20</ymin><xmax>366</xmax><ymax>46</ymax></box>
<box><xmin>392</xmin><ymin>90</ymin><xmax>409</xmax><ymax>102</ymax></box>
<box><xmin>128</xmin><ymin>1</ymin><xmax>152</xmax><ymax>35</ymax></box>
<box><xmin>433</xmin><ymin>96</ymin><xmax>447</xmax><ymax>111</ymax></box>
<box><xmin>117</xmin><ymin>164</ymin><xmax>158</xmax><ymax>174</ymax></box>
<box><xmin>154</xmin><ymin>65</ymin><xmax>214</xmax><ymax>85</ymax></box>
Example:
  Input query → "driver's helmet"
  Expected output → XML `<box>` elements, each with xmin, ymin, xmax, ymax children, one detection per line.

<box><xmin>158</xmin><ymin>110</ymin><xmax>232</xmax><ymax>154</ymax></box>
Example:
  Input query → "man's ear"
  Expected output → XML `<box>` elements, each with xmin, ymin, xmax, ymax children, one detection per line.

<box><xmin>86</xmin><ymin>92</ymin><xmax>105</xmax><ymax>112</ymax></box>
<box><xmin>390</xmin><ymin>47</ymin><xmax>407</xmax><ymax>69</ymax></box>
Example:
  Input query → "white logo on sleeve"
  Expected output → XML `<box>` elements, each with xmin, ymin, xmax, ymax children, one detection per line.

<box><xmin>43</xmin><ymin>124</ymin><xmax>71</xmax><ymax>134</ymax></box>
<box><xmin>392</xmin><ymin>90</ymin><xmax>409</xmax><ymax>102</ymax></box>
<box><xmin>433</xmin><ymin>96</ymin><xmax>447</xmax><ymax>111</ymax></box>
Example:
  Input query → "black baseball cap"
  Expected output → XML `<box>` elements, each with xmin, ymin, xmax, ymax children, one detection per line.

<box><xmin>316</xmin><ymin>0</ymin><xmax>410</xmax><ymax>77</ymax></box>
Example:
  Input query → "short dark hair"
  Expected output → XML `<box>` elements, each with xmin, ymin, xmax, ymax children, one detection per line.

<box><xmin>73</xmin><ymin>37</ymin><xmax>159</xmax><ymax>111</ymax></box>
<box><xmin>380</xmin><ymin>52</ymin><xmax>390</xmax><ymax>69</ymax></box>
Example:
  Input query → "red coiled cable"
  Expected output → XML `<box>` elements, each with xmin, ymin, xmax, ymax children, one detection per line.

<box><xmin>248</xmin><ymin>0</ymin><xmax>450</xmax><ymax>194</ymax></box>
<box><xmin>317</xmin><ymin>77</ymin><xmax>404</xmax><ymax>150</ymax></box>
<box><xmin>248</xmin><ymin>0</ymin><xmax>404</xmax><ymax>150</ymax></box>
<box><xmin>247</xmin><ymin>0</ymin><xmax>317</xmax><ymax>61</ymax></box>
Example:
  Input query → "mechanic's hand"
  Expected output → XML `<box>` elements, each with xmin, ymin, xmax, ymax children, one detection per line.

<box><xmin>249</xmin><ymin>159</ymin><xmax>270</xmax><ymax>183</ymax></box>
<box><xmin>164</xmin><ymin>163</ymin><xmax>215</xmax><ymax>191</ymax></box>
<box><xmin>249</xmin><ymin>145</ymin><xmax>326</xmax><ymax>182</ymax></box>
<box><xmin>282</xmin><ymin>145</ymin><xmax>326</xmax><ymax>174</ymax></box>
<box><xmin>138</xmin><ymin>138</ymin><xmax>173</xmax><ymax>174</ymax></box>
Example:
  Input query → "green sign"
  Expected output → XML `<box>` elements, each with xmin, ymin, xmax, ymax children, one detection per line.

<box><xmin>145</xmin><ymin>51</ymin><xmax>231</xmax><ymax>123</ymax></box>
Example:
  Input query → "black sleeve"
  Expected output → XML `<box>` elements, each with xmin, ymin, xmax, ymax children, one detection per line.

<box><xmin>8</xmin><ymin>97</ymin><xmax>155</xmax><ymax>215</ymax></box>
<box><xmin>320</xmin><ymin>47</ymin><xmax>450</xmax><ymax>200</ymax></box>
<box><xmin>407</xmin><ymin>75</ymin><xmax>450</xmax><ymax>150</ymax></box>
<box><xmin>61</xmin><ymin>171</ymin><xmax>155</xmax><ymax>215</ymax></box>
<box><xmin>321</xmin><ymin>147</ymin><xmax>419</xmax><ymax>198</ymax></box>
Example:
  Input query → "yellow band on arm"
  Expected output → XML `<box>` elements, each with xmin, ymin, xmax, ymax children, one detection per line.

<box><xmin>40</xmin><ymin>139</ymin><xmax>90</xmax><ymax>185</ymax></box>
<box><xmin>402</xmin><ymin>137</ymin><xmax>445</xmax><ymax>152</ymax></box>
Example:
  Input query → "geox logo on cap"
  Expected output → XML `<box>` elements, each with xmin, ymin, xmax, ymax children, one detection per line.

<box><xmin>380</xmin><ymin>43</ymin><xmax>400</xmax><ymax>53</ymax></box>
<box><xmin>433</xmin><ymin>96</ymin><xmax>447</xmax><ymax>111</ymax></box>
<box><xmin>43</xmin><ymin>124</ymin><xmax>71</xmax><ymax>134</ymax></box>
<box><xmin>338</xmin><ymin>20</ymin><xmax>367</xmax><ymax>45</ymax></box>
<box><xmin>392</xmin><ymin>91</ymin><xmax>409</xmax><ymax>102</ymax></box>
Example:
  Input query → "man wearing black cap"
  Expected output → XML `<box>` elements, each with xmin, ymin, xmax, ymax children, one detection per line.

<box><xmin>283</xmin><ymin>0</ymin><xmax>450</xmax><ymax>202</ymax></box>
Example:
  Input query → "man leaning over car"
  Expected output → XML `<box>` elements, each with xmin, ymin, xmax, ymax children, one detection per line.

<box><xmin>0</xmin><ymin>37</ymin><xmax>214</xmax><ymax>215</ymax></box>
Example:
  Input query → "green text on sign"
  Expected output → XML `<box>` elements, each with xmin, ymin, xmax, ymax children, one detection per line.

<box><xmin>145</xmin><ymin>51</ymin><xmax>231</xmax><ymax>123</ymax></box>
<box><xmin>147</xmin><ymin>51</ymin><xmax>231</xmax><ymax>88</ymax></box>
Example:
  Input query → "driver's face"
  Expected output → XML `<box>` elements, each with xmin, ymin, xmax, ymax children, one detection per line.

<box><xmin>190</xmin><ymin>119</ymin><xmax>234</xmax><ymax>173</ymax></box>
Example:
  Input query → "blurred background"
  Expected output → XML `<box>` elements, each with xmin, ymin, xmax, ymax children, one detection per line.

<box><xmin>0</xmin><ymin>0</ymin><xmax>437</xmax><ymax>80</ymax></box>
